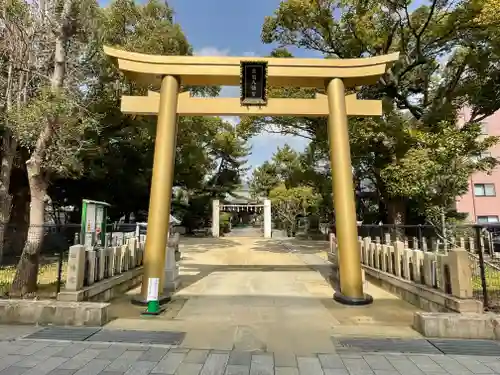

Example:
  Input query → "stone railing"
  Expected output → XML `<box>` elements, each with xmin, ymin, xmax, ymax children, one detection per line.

<box><xmin>328</xmin><ymin>234</ymin><xmax>482</xmax><ymax>313</ymax></box>
<box><xmin>58</xmin><ymin>236</ymin><xmax>146</xmax><ymax>302</ymax></box>
<box><xmin>58</xmin><ymin>232</ymin><xmax>182</xmax><ymax>302</ymax></box>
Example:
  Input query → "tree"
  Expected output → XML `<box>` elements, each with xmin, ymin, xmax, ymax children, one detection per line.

<box><xmin>2</xmin><ymin>0</ymin><xmax>101</xmax><ymax>294</ymax></box>
<box><xmin>2</xmin><ymin>0</ymin><xmax>219</xmax><ymax>293</ymax></box>
<box><xmin>250</xmin><ymin>144</ymin><xmax>303</xmax><ymax>196</ymax></box>
<box><xmin>251</xmin><ymin>0</ymin><xmax>500</xmax><ymax>225</ymax></box>
<box><xmin>269</xmin><ymin>184</ymin><xmax>321</xmax><ymax>235</ymax></box>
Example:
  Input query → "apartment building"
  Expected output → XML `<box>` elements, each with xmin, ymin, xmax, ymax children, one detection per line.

<box><xmin>455</xmin><ymin>109</ymin><xmax>500</xmax><ymax>223</ymax></box>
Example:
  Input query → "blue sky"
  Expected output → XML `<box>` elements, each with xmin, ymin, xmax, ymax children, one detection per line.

<box><xmin>100</xmin><ymin>0</ymin><xmax>316</xmax><ymax>172</ymax></box>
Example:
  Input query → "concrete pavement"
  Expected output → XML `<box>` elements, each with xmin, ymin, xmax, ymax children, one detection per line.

<box><xmin>107</xmin><ymin>237</ymin><xmax>420</xmax><ymax>353</ymax></box>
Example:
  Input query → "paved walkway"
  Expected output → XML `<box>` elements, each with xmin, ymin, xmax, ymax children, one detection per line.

<box><xmin>0</xmin><ymin>337</ymin><xmax>500</xmax><ymax>375</ymax></box>
<box><xmin>108</xmin><ymin>237</ymin><xmax>420</xmax><ymax>353</ymax></box>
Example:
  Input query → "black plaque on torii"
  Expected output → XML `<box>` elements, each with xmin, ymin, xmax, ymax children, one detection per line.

<box><xmin>240</xmin><ymin>61</ymin><xmax>268</xmax><ymax>106</ymax></box>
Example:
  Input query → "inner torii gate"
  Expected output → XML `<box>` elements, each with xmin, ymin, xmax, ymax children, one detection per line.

<box><xmin>212</xmin><ymin>199</ymin><xmax>272</xmax><ymax>238</ymax></box>
<box><xmin>104</xmin><ymin>46</ymin><xmax>398</xmax><ymax>307</ymax></box>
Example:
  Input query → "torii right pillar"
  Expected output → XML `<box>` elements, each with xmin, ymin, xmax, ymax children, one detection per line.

<box><xmin>326</xmin><ymin>78</ymin><xmax>372</xmax><ymax>305</ymax></box>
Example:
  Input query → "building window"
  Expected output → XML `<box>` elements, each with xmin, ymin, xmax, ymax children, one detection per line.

<box><xmin>477</xmin><ymin>216</ymin><xmax>499</xmax><ymax>224</ymax></box>
<box><xmin>474</xmin><ymin>183</ymin><xmax>496</xmax><ymax>197</ymax></box>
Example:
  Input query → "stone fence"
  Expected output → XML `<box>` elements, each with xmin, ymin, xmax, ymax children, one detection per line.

<box><xmin>328</xmin><ymin>234</ymin><xmax>482</xmax><ymax>313</ymax></box>
<box><xmin>57</xmin><ymin>232</ymin><xmax>181</xmax><ymax>302</ymax></box>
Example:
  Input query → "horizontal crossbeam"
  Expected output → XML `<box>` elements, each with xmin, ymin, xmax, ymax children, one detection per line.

<box><xmin>121</xmin><ymin>92</ymin><xmax>382</xmax><ymax>117</ymax></box>
<box><xmin>104</xmin><ymin>46</ymin><xmax>399</xmax><ymax>88</ymax></box>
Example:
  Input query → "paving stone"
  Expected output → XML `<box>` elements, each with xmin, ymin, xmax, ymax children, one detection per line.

<box><xmin>15</xmin><ymin>356</ymin><xmax>47</xmax><ymax>368</ymax></box>
<box><xmin>0</xmin><ymin>356</ymin><xmax>24</xmax><ymax>372</ymax></box>
<box><xmin>123</xmin><ymin>361</ymin><xmax>156</xmax><ymax>375</ymax></box>
<box><xmin>485</xmin><ymin>362</ymin><xmax>500</xmax><ymax>373</ymax></box>
<box><xmin>151</xmin><ymin>352</ymin><xmax>186</xmax><ymax>374</ymax></box>
<box><xmin>386</xmin><ymin>358</ymin><xmax>424</xmax><ymax>375</ymax></box>
<box><xmin>224</xmin><ymin>365</ymin><xmax>249</xmax><ymax>375</ymax></box>
<box><xmin>0</xmin><ymin>345</ymin><xmax>26</xmax><ymax>356</ymax></box>
<box><xmin>175</xmin><ymin>363</ymin><xmax>203</xmax><ymax>375</ymax></box>
<box><xmin>73</xmin><ymin>359</ymin><xmax>111</xmax><ymax>375</ymax></box>
<box><xmin>57</xmin><ymin>350</ymin><xmax>101</xmax><ymax>370</ymax></box>
<box><xmin>425</xmin><ymin>357</ymin><xmax>470</xmax><ymax>374</ymax></box>
<box><xmin>371</xmin><ymin>371</ymin><xmax>402</xmax><ymax>375</ymax></box>
<box><xmin>138</xmin><ymin>348</ymin><xmax>170</xmax><ymax>362</ymax></box>
<box><xmin>453</xmin><ymin>356</ymin><xmax>496</xmax><ymax>374</ymax></box>
<box><xmin>274</xmin><ymin>368</ymin><xmax>298</xmax><ymax>375</ymax></box>
<box><xmin>183</xmin><ymin>350</ymin><xmax>209</xmax><ymax>365</ymax></box>
<box><xmin>318</xmin><ymin>354</ymin><xmax>345</xmax><ymax>369</ymax></box>
<box><xmin>22</xmin><ymin>356</ymin><xmax>68</xmax><ymax>375</ymax></box>
<box><xmin>56</xmin><ymin>345</ymin><xmax>89</xmax><ymax>359</ymax></box>
<box><xmin>105</xmin><ymin>351</ymin><xmax>143</xmax><ymax>372</ymax></box>
<box><xmin>200</xmin><ymin>353</ymin><xmax>230</xmax><ymax>375</ymax></box>
<box><xmin>95</xmin><ymin>347</ymin><xmax>128</xmax><ymax>360</ymax></box>
<box><xmin>296</xmin><ymin>357</ymin><xmax>323</xmax><ymax>375</ymax></box>
<box><xmin>363</xmin><ymin>355</ymin><xmax>396</xmax><ymax>371</ymax></box>
<box><xmin>228</xmin><ymin>352</ymin><xmax>251</xmax><ymax>367</ymax></box>
<box><xmin>18</xmin><ymin>342</ymin><xmax>51</xmax><ymax>356</ymax></box>
<box><xmin>323</xmin><ymin>369</ymin><xmax>349</xmax><ymax>375</ymax></box>
<box><xmin>342</xmin><ymin>357</ymin><xmax>373</xmax><ymax>374</ymax></box>
<box><xmin>18</xmin><ymin>349</ymin><xmax>72</xmax><ymax>368</ymax></box>
<box><xmin>99</xmin><ymin>372</ymin><xmax>125</xmax><ymax>375</ymax></box>
<box><xmin>250</xmin><ymin>355</ymin><xmax>272</xmax><ymax>367</ymax></box>
<box><xmin>273</xmin><ymin>353</ymin><xmax>296</xmax><ymax>368</ymax></box>
<box><xmin>407</xmin><ymin>355</ymin><xmax>445</xmax><ymax>372</ymax></box>
<box><xmin>0</xmin><ymin>366</ymin><xmax>29</xmax><ymax>375</ymax></box>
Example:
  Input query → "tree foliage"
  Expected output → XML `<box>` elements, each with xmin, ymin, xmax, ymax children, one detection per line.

<box><xmin>245</xmin><ymin>0</ymin><xmax>500</xmax><ymax>226</ymax></box>
<box><xmin>0</xmin><ymin>0</ymin><xmax>249</xmax><ymax>293</ymax></box>
<box><xmin>269</xmin><ymin>184</ymin><xmax>321</xmax><ymax>232</ymax></box>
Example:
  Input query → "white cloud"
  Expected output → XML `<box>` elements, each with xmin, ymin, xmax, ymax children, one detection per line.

<box><xmin>194</xmin><ymin>46</ymin><xmax>229</xmax><ymax>56</ymax></box>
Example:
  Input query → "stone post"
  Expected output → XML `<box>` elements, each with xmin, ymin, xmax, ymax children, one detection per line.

<box><xmin>422</xmin><ymin>252</ymin><xmax>436</xmax><ymax>287</ymax></box>
<box><xmin>97</xmin><ymin>248</ymin><xmax>106</xmax><ymax>280</ymax></box>
<box><xmin>112</xmin><ymin>246</ymin><xmax>122</xmax><ymax>276</ymax></box>
<box><xmin>362</xmin><ymin>237</ymin><xmax>370</xmax><ymax>265</ymax></box>
<box><xmin>164</xmin><ymin>243</ymin><xmax>180</xmax><ymax>292</ymax></box>
<box><xmin>128</xmin><ymin>238</ymin><xmax>138</xmax><ymax>268</ymax></box>
<box><xmin>121</xmin><ymin>244</ymin><xmax>129</xmax><ymax>272</ymax></box>
<box><xmin>393</xmin><ymin>241</ymin><xmax>403</xmax><ymax>277</ymax></box>
<box><xmin>65</xmin><ymin>245</ymin><xmax>85</xmax><ymax>291</ymax></box>
<box><xmin>447</xmin><ymin>248</ymin><xmax>474</xmax><ymax>298</ymax></box>
<box><xmin>87</xmin><ymin>250</ymin><xmax>96</xmax><ymax>285</ymax></box>
<box><xmin>263</xmin><ymin>199</ymin><xmax>272</xmax><ymax>238</ymax></box>
<box><xmin>212</xmin><ymin>199</ymin><xmax>220</xmax><ymax>237</ymax></box>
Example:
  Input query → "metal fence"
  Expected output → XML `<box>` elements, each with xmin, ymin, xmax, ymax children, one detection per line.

<box><xmin>0</xmin><ymin>222</ymin><xmax>144</xmax><ymax>299</ymax></box>
<box><xmin>351</xmin><ymin>223</ymin><xmax>500</xmax><ymax>312</ymax></box>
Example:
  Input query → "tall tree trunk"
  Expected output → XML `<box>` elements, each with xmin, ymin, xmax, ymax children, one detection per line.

<box><xmin>3</xmin><ymin>181</ymin><xmax>29</xmax><ymax>261</ymax></box>
<box><xmin>0</xmin><ymin>63</ymin><xmax>17</xmax><ymax>263</ymax></box>
<box><xmin>10</xmin><ymin>0</ymin><xmax>75</xmax><ymax>294</ymax></box>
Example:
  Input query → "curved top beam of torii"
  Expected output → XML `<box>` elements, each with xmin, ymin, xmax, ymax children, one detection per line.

<box><xmin>103</xmin><ymin>46</ymin><xmax>399</xmax><ymax>89</ymax></box>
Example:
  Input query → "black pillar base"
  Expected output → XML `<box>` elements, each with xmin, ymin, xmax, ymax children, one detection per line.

<box><xmin>333</xmin><ymin>291</ymin><xmax>373</xmax><ymax>306</ymax></box>
<box><xmin>131</xmin><ymin>294</ymin><xmax>171</xmax><ymax>306</ymax></box>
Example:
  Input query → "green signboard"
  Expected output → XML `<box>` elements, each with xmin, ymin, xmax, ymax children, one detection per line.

<box><xmin>80</xmin><ymin>199</ymin><xmax>110</xmax><ymax>247</ymax></box>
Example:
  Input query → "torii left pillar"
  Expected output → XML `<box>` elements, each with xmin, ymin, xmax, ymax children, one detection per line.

<box><xmin>133</xmin><ymin>75</ymin><xmax>179</xmax><ymax>306</ymax></box>
<box><xmin>212</xmin><ymin>200</ymin><xmax>220</xmax><ymax>237</ymax></box>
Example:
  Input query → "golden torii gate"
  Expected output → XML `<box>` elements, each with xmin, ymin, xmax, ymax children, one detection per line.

<box><xmin>104</xmin><ymin>46</ymin><xmax>398</xmax><ymax>308</ymax></box>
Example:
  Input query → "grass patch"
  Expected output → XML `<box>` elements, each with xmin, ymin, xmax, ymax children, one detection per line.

<box><xmin>0</xmin><ymin>261</ymin><xmax>68</xmax><ymax>298</ymax></box>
